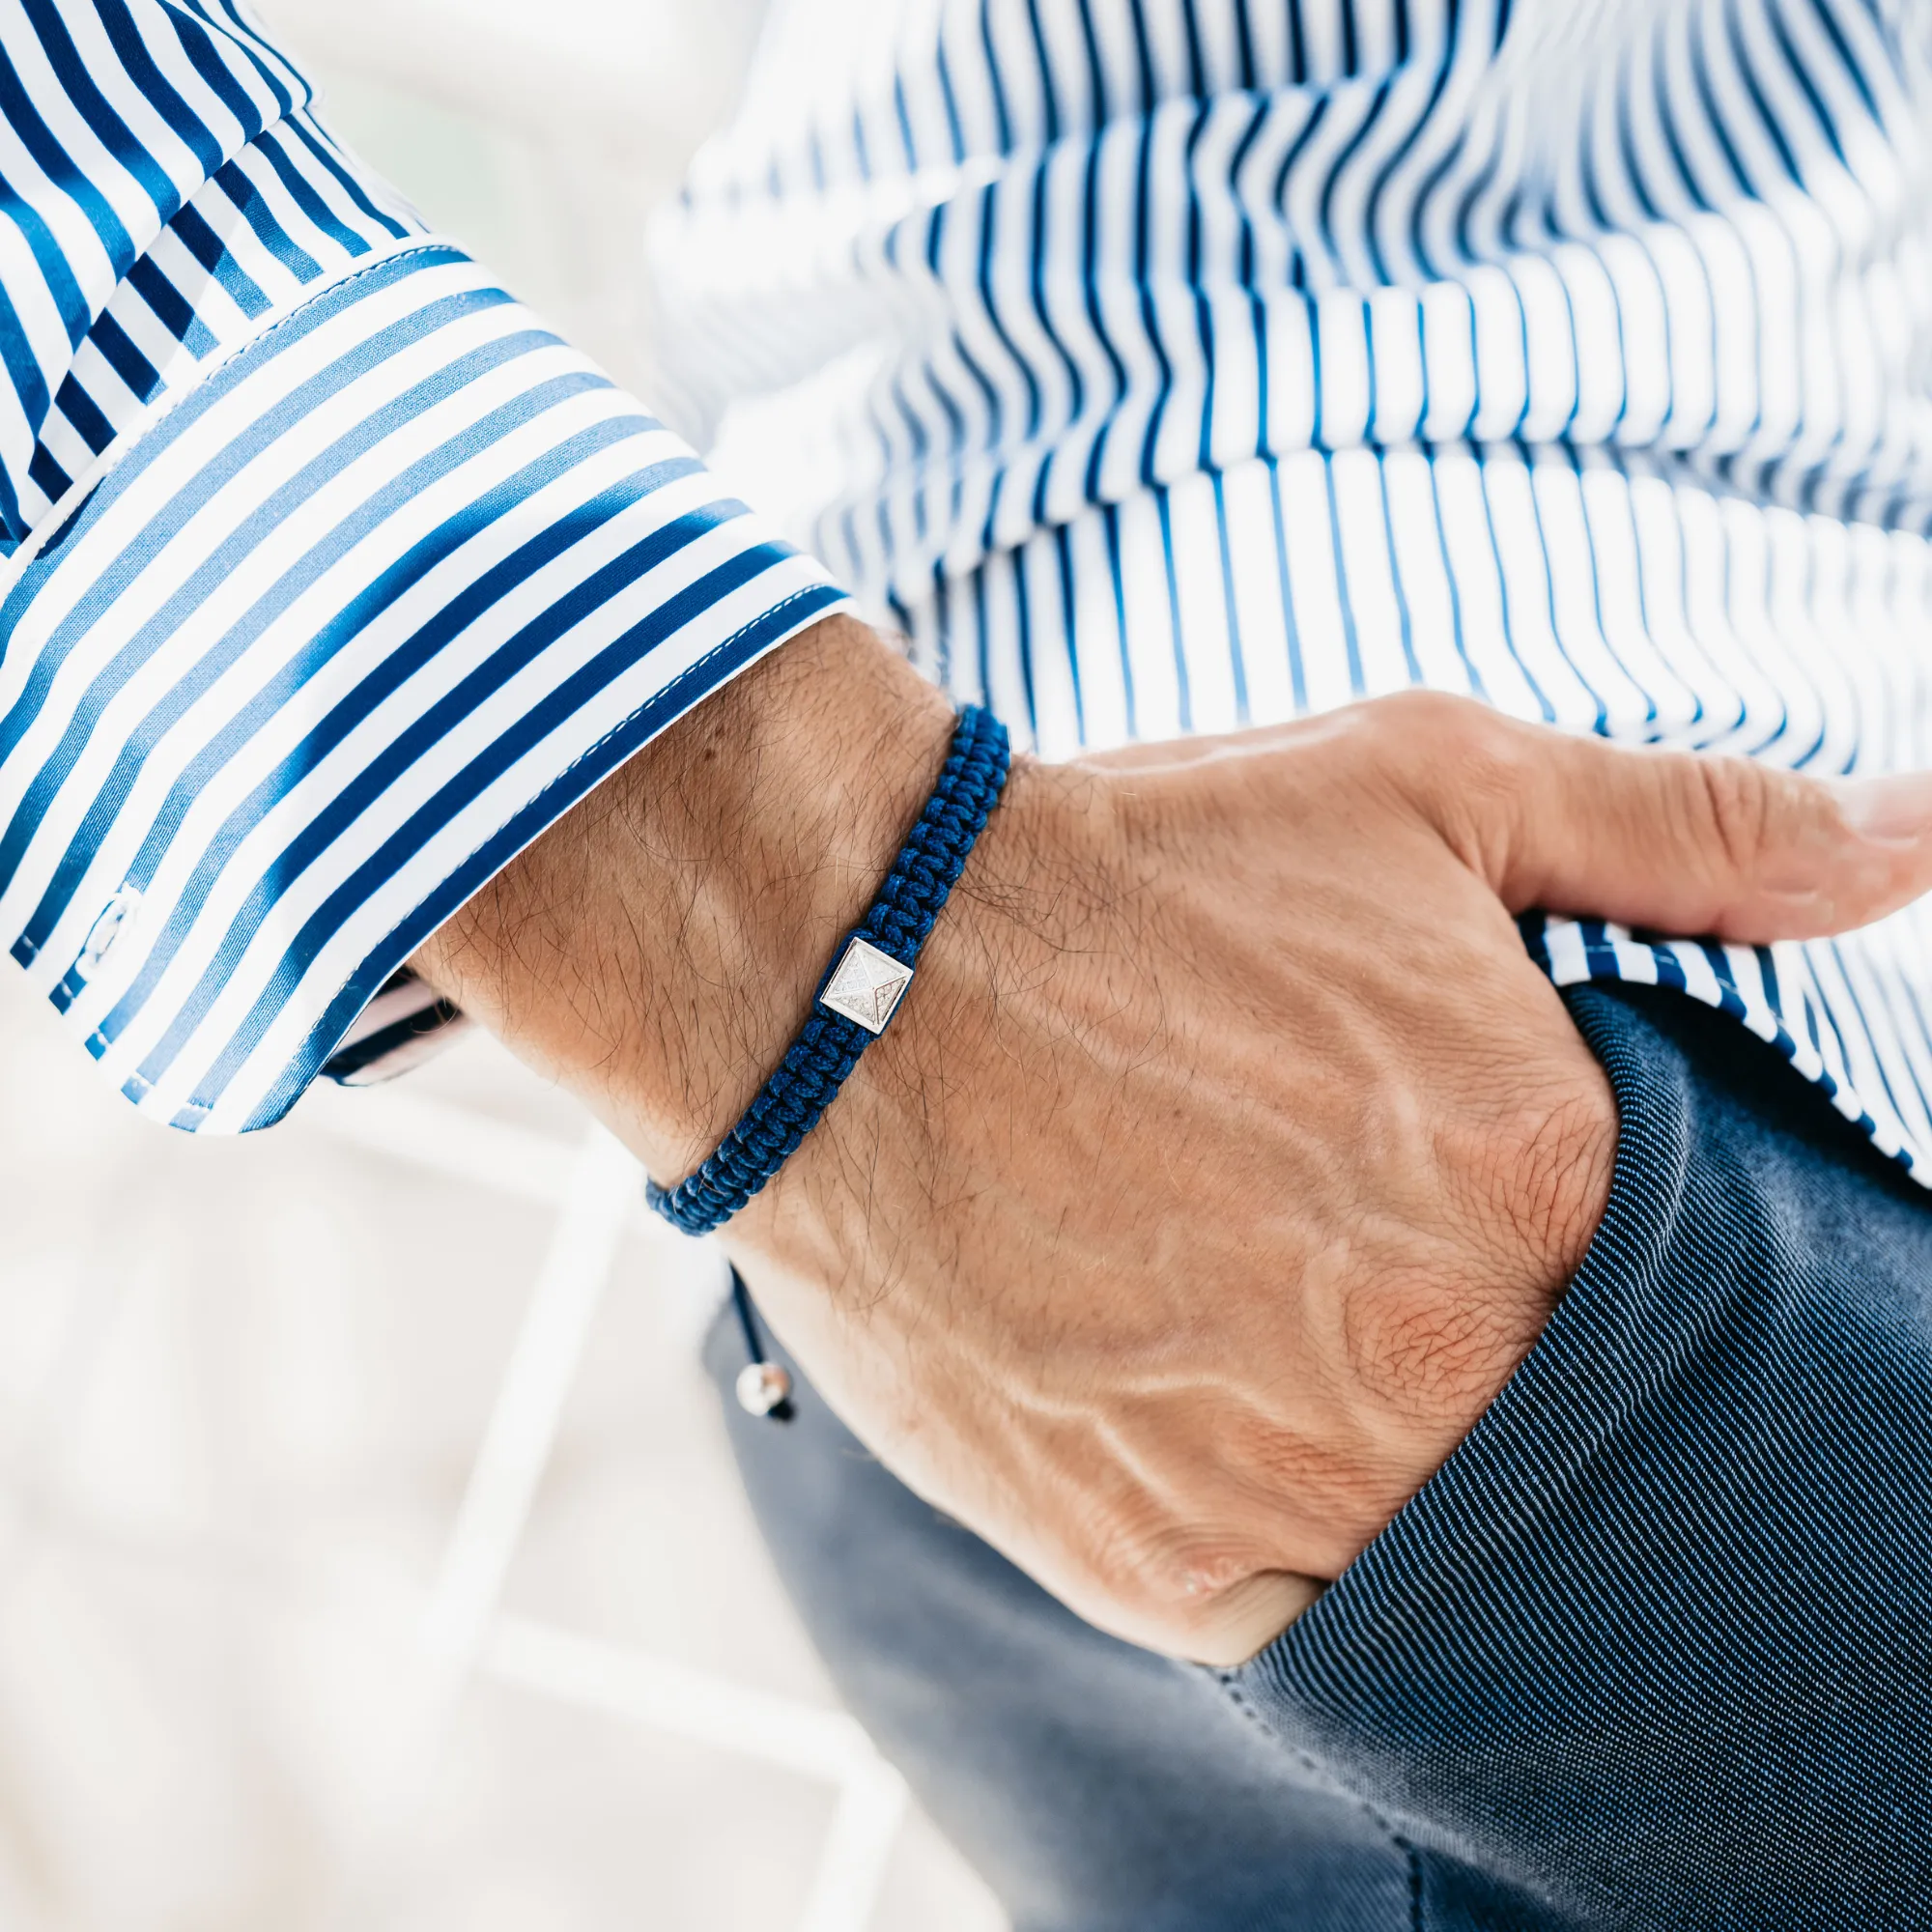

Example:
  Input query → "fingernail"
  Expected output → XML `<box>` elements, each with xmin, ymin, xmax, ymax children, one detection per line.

<box><xmin>1833</xmin><ymin>771</ymin><xmax>1932</xmax><ymax>844</ymax></box>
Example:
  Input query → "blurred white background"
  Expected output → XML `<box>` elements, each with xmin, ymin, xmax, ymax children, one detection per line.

<box><xmin>0</xmin><ymin>4</ymin><xmax>1003</xmax><ymax>1928</ymax></box>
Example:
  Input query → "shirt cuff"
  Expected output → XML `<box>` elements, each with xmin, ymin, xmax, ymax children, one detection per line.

<box><xmin>0</xmin><ymin>242</ymin><xmax>848</xmax><ymax>1132</ymax></box>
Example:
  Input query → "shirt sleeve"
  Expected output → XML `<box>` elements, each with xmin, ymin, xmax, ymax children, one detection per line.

<box><xmin>0</xmin><ymin>2</ymin><xmax>849</xmax><ymax>1133</ymax></box>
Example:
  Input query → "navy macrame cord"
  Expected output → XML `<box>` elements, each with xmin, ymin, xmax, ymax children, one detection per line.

<box><xmin>646</xmin><ymin>704</ymin><xmax>1011</xmax><ymax>1237</ymax></box>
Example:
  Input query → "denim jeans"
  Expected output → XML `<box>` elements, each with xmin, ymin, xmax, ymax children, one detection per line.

<box><xmin>705</xmin><ymin>984</ymin><xmax>1932</xmax><ymax>1928</ymax></box>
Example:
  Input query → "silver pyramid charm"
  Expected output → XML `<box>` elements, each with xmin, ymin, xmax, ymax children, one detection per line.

<box><xmin>820</xmin><ymin>937</ymin><xmax>914</xmax><ymax>1034</ymax></box>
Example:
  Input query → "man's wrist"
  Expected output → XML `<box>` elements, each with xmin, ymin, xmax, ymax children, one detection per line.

<box><xmin>409</xmin><ymin>614</ymin><xmax>956</xmax><ymax>1178</ymax></box>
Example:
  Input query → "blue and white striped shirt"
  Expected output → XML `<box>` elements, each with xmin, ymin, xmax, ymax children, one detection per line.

<box><xmin>650</xmin><ymin>0</ymin><xmax>1932</xmax><ymax>1179</ymax></box>
<box><xmin>0</xmin><ymin>0</ymin><xmax>845</xmax><ymax>1132</ymax></box>
<box><xmin>7</xmin><ymin>0</ymin><xmax>1932</xmax><ymax>1183</ymax></box>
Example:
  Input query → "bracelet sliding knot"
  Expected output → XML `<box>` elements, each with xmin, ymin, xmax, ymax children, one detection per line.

<box><xmin>645</xmin><ymin>703</ymin><xmax>1011</xmax><ymax>1238</ymax></box>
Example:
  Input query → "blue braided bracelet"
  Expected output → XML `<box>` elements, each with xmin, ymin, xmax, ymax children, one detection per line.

<box><xmin>646</xmin><ymin>703</ymin><xmax>1012</xmax><ymax>1237</ymax></box>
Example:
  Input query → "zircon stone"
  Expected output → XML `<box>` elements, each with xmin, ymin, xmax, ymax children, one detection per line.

<box><xmin>819</xmin><ymin>937</ymin><xmax>914</xmax><ymax>1034</ymax></box>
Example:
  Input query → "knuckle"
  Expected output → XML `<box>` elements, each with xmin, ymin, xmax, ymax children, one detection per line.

<box><xmin>1690</xmin><ymin>754</ymin><xmax>1778</xmax><ymax>873</ymax></box>
<box><xmin>1358</xmin><ymin>691</ymin><xmax>1529</xmax><ymax>836</ymax></box>
<box><xmin>1076</xmin><ymin>1495</ymin><xmax>1187</xmax><ymax>1605</ymax></box>
<box><xmin>1370</xmin><ymin>688</ymin><xmax>1497</xmax><ymax>762</ymax></box>
<box><xmin>1076</xmin><ymin>1496</ymin><xmax>1263</xmax><ymax>1630</ymax></box>
<box><xmin>1489</xmin><ymin>1079</ymin><xmax>1618</xmax><ymax>1280</ymax></box>
<box><xmin>1447</xmin><ymin>698</ymin><xmax>1530</xmax><ymax>799</ymax></box>
<box><xmin>1348</xmin><ymin>1077</ymin><xmax>1612</xmax><ymax>1423</ymax></box>
<box><xmin>1347</xmin><ymin>1282</ymin><xmax>1528</xmax><ymax>1421</ymax></box>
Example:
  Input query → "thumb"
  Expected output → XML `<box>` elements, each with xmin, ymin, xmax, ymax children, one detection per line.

<box><xmin>1399</xmin><ymin>697</ymin><xmax>1932</xmax><ymax>943</ymax></box>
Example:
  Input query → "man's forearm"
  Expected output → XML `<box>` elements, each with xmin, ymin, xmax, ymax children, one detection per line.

<box><xmin>411</xmin><ymin>617</ymin><xmax>955</xmax><ymax>1183</ymax></box>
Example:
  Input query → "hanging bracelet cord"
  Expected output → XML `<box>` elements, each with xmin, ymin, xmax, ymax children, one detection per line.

<box><xmin>646</xmin><ymin>702</ymin><xmax>1011</xmax><ymax>1239</ymax></box>
<box><xmin>727</xmin><ymin>1264</ymin><xmax>795</xmax><ymax>1421</ymax></box>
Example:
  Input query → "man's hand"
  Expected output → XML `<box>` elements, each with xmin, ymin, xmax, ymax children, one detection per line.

<box><xmin>413</xmin><ymin>616</ymin><xmax>1932</xmax><ymax>1665</ymax></box>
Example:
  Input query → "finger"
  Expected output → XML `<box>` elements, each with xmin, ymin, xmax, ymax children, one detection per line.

<box><xmin>1060</xmin><ymin>1562</ymin><xmax>1325</xmax><ymax>1667</ymax></box>
<box><xmin>1167</xmin><ymin>1569</ymin><xmax>1325</xmax><ymax>1668</ymax></box>
<box><xmin>1389</xmin><ymin>695</ymin><xmax>1932</xmax><ymax>942</ymax></box>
